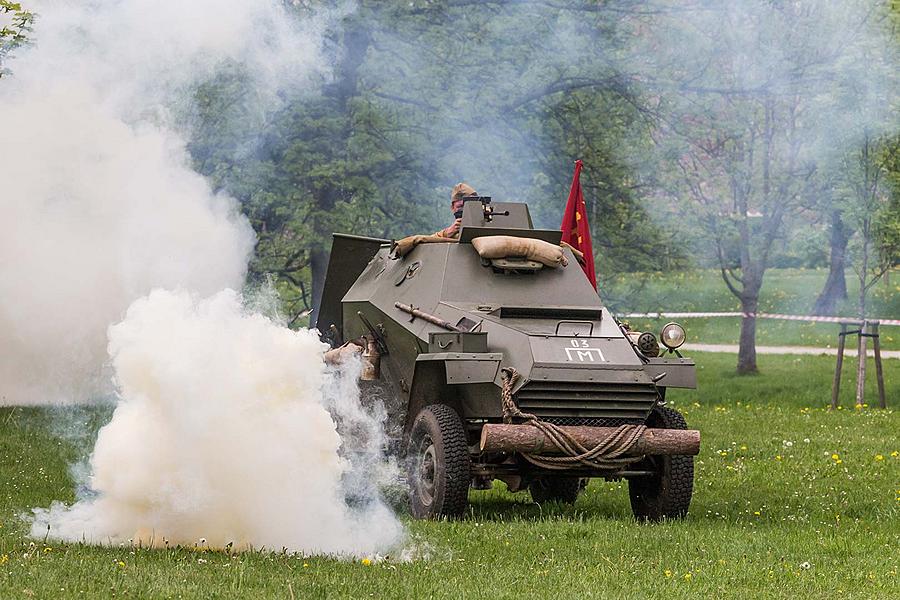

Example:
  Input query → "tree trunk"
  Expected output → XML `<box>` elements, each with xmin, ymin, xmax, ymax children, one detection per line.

<box><xmin>737</xmin><ymin>292</ymin><xmax>759</xmax><ymax>374</ymax></box>
<box><xmin>308</xmin><ymin>21</ymin><xmax>372</xmax><ymax>328</ymax></box>
<box><xmin>858</xmin><ymin>220</ymin><xmax>870</xmax><ymax>319</ymax></box>
<box><xmin>813</xmin><ymin>210</ymin><xmax>849</xmax><ymax>315</ymax></box>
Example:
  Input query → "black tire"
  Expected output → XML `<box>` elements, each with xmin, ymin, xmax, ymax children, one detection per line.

<box><xmin>406</xmin><ymin>404</ymin><xmax>471</xmax><ymax>519</ymax></box>
<box><xmin>628</xmin><ymin>406</ymin><xmax>694</xmax><ymax>522</ymax></box>
<box><xmin>528</xmin><ymin>477</ymin><xmax>584</xmax><ymax>505</ymax></box>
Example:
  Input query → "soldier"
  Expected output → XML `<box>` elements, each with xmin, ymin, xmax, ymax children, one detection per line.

<box><xmin>435</xmin><ymin>182</ymin><xmax>478</xmax><ymax>239</ymax></box>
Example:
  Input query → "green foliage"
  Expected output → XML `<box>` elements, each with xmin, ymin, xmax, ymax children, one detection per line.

<box><xmin>0</xmin><ymin>0</ymin><xmax>32</xmax><ymax>77</ymax></box>
<box><xmin>184</xmin><ymin>1</ymin><xmax>899</xmax><ymax>328</ymax></box>
<box><xmin>187</xmin><ymin>2</ymin><xmax>682</xmax><ymax>322</ymax></box>
<box><xmin>1</xmin><ymin>353</ymin><xmax>898</xmax><ymax>598</ymax></box>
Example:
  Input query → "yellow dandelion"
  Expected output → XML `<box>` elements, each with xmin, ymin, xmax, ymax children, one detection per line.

<box><xmin>0</xmin><ymin>554</ymin><xmax>8</xmax><ymax>565</ymax></box>
<box><xmin>361</xmin><ymin>558</ymin><xmax>372</xmax><ymax>566</ymax></box>
<box><xmin>754</xmin><ymin>511</ymin><xmax>761</xmax><ymax>516</ymax></box>
<box><xmin>683</xmin><ymin>572</ymin><xmax>692</xmax><ymax>581</ymax></box>
<box><xmin>43</xmin><ymin>547</ymin><xmax>52</xmax><ymax>553</ymax></box>
<box><xmin>891</xmin><ymin>451</ymin><xmax>898</xmax><ymax>457</ymax></box>
<box><xmin>776</xmin><ymin>455</ymin><xmax>782</xmax><ymax>461</ymax></box>
<box><xmin>875</xmin><ymin>455</ymin><xmax>884</xmax><ymax>461</ymax></box>
<box><xmin>664</xmin><ymin>569</ymin><xmax>673</xmax><ymax>578</ymax></box>
<box><xmin>303</xmin><ymin>563</ymin><xmax>309</xmax><ymax>568</ymax></box>
<box><xmin>117</xmin><ymin>561</ymin><xmax>126</xmax><ymax>568</ymax></box>
<box><xmin>831</xmin><ymin>454</ymin><xmax>840</xmax><ymax>460</ymax></box>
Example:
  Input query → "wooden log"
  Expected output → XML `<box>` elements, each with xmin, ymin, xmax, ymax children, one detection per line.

<box><xmin>480</xmin><ymin>424</ymin><xmax>700</xmax><ymax>456</ymax></box>
<box><xmin>855</xmin><ymin>321</ymin><xmax>867</xmax><ymax>407</ymax></box>
<box><xmin>831</xmin><ymin>323</ymin><xmax>847</xmax><ymax>410</ymax></box>
<box><xmin>872</xmin><ymin>322</ymin><xmax>886</xmax><ymax>409</ymax></box>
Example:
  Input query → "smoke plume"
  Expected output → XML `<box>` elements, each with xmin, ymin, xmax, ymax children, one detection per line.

<box><xmin>8</xmin><ymin>0</ymin><xmax>405</xmax><ymax>556</ymax></box>
<box><xmin>0</xmin><ymin>0</ymin><xmax>328</xmax><ymax>404</ymax></box>
<box><xmin>30</xmin><ymin>289</ymin><xmax>403</xmax><ymax>555</ymax></box>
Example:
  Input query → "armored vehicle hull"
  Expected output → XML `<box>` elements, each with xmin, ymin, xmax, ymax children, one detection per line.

<box><xmin>316</xmin><ymin>200</ymin><xmax>699</xmax><ymax>520</ymax></box>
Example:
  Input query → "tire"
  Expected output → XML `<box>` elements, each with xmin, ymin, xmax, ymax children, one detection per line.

<box><xmin>528</xmin><ymin>477</ymin><xmax>583</xmax><ymax>505</ymax></box>
<box><xmin>628</xmin><ymin>406</ymin><xmax>694</xmax><ymax>522</ymax></box>
<box><xmin>406</xmin><ymin>404</ymin><xmax>471</xmax><ymax>519</ymax></box>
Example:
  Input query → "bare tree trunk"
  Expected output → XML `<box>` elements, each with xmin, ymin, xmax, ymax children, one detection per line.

<box><xmin>813</xmin><ymin>210</ymin><xmax>850</xmax><ymax>315</ymax></box>
<box><xmin>858</xmin><ymin>220</ymin><xmax>870</xmax><ymax>319</ymax></box>
<box><xmin>737</xmin><ymin>292</ymin><xmax>759</xmax><ymax>374</ymax></box>
<box><xmin>308</xmin><ymin>21</ymin><xmax>371</xmax><ymax>328</ymax></box>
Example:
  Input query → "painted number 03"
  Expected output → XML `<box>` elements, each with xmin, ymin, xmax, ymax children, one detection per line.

<box><xmin>564</xmin><ymin>339</ymin><xmax>606</xmax><ymax>362</ymax></box>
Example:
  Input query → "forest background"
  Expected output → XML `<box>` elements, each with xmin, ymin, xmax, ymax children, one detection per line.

<box><xmin>3</xmin><ymin>0</ymin><xmax>899</xmax><ymax>375</ymax></box>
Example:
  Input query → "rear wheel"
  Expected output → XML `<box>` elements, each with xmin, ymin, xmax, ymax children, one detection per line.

<box><xmin>628</xmin><ymin>406</ymin><xmax>694</xmax><ymax>521</ymax></box>
<box><xmin>528</xmin><ymin>477</ymin><xmax>583</xmax><ymax>504</ymax></box>
<box><xmin>407</xmin><ymin>404</ymin><xmax>471</xmax><ymax>519</ymax></box>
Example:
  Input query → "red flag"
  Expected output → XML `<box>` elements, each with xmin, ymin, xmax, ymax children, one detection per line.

<box><xmin>560</xmin><ymin>160</ymin><xmax>597</xmax><ymax>289</ymax></box>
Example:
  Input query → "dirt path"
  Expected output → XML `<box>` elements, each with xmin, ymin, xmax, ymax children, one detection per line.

<box><xmin>683</xmin><ymin>343</ymin><xmax>900</xmax><ymax>359</ymax></box>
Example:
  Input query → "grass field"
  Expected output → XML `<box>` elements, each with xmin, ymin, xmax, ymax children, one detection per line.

<box><xmin>1</xmin><ymin>353</ymin><xmax>898</xmax><ymax>599</ymax></box>
<box><xmin>610</xmin><ymin>267</ymin><xmax>900</xmax><ymax>351</ymax></box>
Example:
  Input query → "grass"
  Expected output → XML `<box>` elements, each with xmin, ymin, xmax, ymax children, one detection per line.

<box><xmin>1</xmin><ymin>353</ymin><xmax>898</xmax><ymax>599</ymax></box>
<box><xmin>627</xmin><ymin>316</ymin><xmax>900</xmax><ymax>352</ymax></box>
<box><xmin>609</xmin><ymin>267</ymin><xmax>900</xmax><ymax>317</ymax></box>
<box><xmin>609</xmin><ymin>267</ymin><xmax>900</xmax><ymax>351</ymax></box>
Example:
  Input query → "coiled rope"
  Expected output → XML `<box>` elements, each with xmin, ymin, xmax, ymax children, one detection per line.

<box><xmin>500</xmin><ymin>367</ymin><xmax>646</xmax><ymax>470</ymax></box>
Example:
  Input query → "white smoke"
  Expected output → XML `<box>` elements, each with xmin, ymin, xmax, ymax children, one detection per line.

<box><xmin>7</xmin><ymin>0</ymin><xmax>405</xmax><ymax>557</ymax></box>
<box><xmin>30</xmin><ymin>289</ymin><xmax>404</xmax><ymax>556</ymax></box>
<box><xmin>0</xmin><ymin>0</ymin><xmax>329</xmax><ymax>404</ymax></box>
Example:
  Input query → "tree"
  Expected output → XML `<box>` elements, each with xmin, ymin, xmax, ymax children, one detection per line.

<box><xmin>628</xmin><ymin>1</ymin><xmax>897</xmax><ymax>373</ymax></box>
<box><xmin>360</xmin><ymin>0</ymin><xmax>679</xmax><ymax>278</ymax></box>
<box><xmin>189</xmin><ymin>9</ymin><xmax>437</xmax><ymax>326</ymax></box>
<box><xmin>0</xmin><ymin>0</ymin><xmax>32</xmax><ymax>77</ymax></box>
<box><xmin>188</xmin><ymin>0</ymin><xmax>680</xmax><ymax>325</ymax></box>
<box><xmin>815</xmin><ymin>0</ymin><xmax>900</xmax><ymax>315</ymax></box>
<box><xmin>841</xmin><ymin>135</ymin><xmax>900</xmax><ymax>318</ymax></box>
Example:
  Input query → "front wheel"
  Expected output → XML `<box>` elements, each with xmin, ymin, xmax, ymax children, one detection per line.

<box><xmin>628</xmin><ymin>406</ymin><xmax>694</xmax><ymax>521</ymax></box>
<box><xmin>406</xmin><ymin>404</ymin><xmax>471</xmax><ymax>519</ymax></box>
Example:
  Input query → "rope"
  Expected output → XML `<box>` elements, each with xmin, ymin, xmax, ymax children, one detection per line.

<box><xmin>500</xmin><ymin>367</ymin><xmax>647</xmax><ymax>470</ymax></box>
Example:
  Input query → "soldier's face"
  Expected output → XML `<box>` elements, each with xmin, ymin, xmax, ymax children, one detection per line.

<box><xmin>451</xmin><ymin>198</ymin><xmax>465</xmax><ymax>216</ymax></box>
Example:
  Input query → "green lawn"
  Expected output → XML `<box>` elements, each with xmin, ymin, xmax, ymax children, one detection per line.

<box><xmin>1</xmin><ymin>353</ymin><xmax>898</xmax><ymax>599</ymax></box>
<box><xmin>608</xmin><ymin>267</ymin><xmax>900</xmax><ymax>317</ymax></box>
<box><xmin>609</xmin><ymin>267</ymin><xmax>900</xmax><ymax>351</ymax></box>
<box><xmin>627</xmin><ymin>315</ymin><xmax>900</xmax><ymax>352</ymax></box>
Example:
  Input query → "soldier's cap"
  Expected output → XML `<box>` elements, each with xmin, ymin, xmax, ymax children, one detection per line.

<box><xmin>451</xmin><ymin>182</ymin><xmax>478</xmax><ymax>203</ymax></box>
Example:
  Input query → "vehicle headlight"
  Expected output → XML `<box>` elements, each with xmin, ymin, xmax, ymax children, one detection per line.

<box><xmin>660</xmin><ymin>322</ymin><xmax>686</xmax><ymax>350</ymax></box>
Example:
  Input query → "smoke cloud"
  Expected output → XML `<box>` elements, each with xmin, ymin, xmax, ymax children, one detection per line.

<box><xmin>0</xmin><ymin>0</ymin><xmax>329</xmax><ymax>405</ymax></box>
<box><xmin>6</xmin><ymin>1</ymin><xmax>405</xmax><ymax>557</ymax></box>
<box><xmin>30</xmin><ymin>289</ymin><xmax>404</xmax><ymax>556</ymax></box>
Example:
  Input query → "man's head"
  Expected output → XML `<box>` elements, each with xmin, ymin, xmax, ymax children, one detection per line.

<box><xmin>451</xmin><ymin>182</ymin><xmax>477</xmax><ymax>218</ymax></box>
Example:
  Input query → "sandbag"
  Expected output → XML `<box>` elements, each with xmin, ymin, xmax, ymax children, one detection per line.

<box><xmin>391</xmin><ymin>234</ymin><xmax>456</xmax><ymax>258</ymax></box>
<box><xmin>471</xmin><ymin>235</ymin><xmax>569</xmax><ymax>268</ymax></box>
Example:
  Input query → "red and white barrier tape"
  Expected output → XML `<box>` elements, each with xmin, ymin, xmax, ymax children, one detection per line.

<box><xmin>621</xmin><ymin>311</ymin><xmax>900</xmax><ymax>327</ymax></box>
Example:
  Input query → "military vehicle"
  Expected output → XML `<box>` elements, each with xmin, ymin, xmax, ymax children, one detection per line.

<box><xmin>316</xmin><ymin>197</ymin><xmax>699</xmax><ymax>521</ymax></box>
